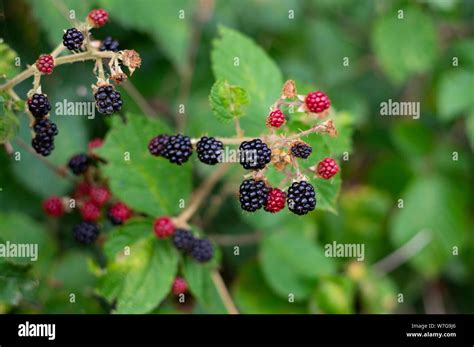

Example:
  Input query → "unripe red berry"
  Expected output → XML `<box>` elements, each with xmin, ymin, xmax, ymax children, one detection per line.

<box><xmin>153</xmin><ymin>216</ymin><xmax>175</xmax><ymax>238</ymax></box>
<box><xmin>42</xmin><ymin>196</ymin><xmax>64</xmax><ymax>217</ymax></box>
<box><xmin>88</xmin><ymin>9</ymin><xmax>109</xmax><ymax>28</ymax></box>
<box><xmin>107</xmin><ymin>202</ymin><xmax>132</xmax><ymax>225</ymax></box>
<box><xmin>36</xmin><ymin>54</ymin><xmax>55</xmax><ymax>75</ymax></box>
<box><xmin>266</xmin><ymin>110</ymin><xmax>286</xmax><ymax>128</ymax></box>
<box><xmin>264</xmin><ymin>188</ymin><xmax>286</xmax><ymax>213</ymax></box>
<box><xmin>172</xmin><ymin>277</ymin><xmax>188</xmax><ymax>295</ymax></box>
<box><xmin>89</xmin><ymin>186</ymin><xmax>110</xmax><ymax>206</ymax></box>
<box><xmin>88</xmin><ymin>138</ymin><xmax>104</xmax><ymax>150</ymax></box>
<box><xmin>80</xmin><ymin>200</ymin><xmax>101</xmax><ymax>221</ymax></box>
<box><xmin>305</xmin><ymin>91</ymin><xmax>330</xmax><ymax>113</ymax></box>
<box><xmin>74</xmin><ymin>182</ymin><xmax>91</xmax><ymax>199</ymax></box>
<box><xmin>317</xmin><ymin>157</ymin><xmax>339</xmax><ymax>179</ymax></box>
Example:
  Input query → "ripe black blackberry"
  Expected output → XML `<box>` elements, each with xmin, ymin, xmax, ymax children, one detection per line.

<box><xmin>62</xmin><ymin>28</ymin><xmax>84</xmax><ymax>51</ymax></box>
<box><xmin>31</xmin><ymin>137</ymin><xmax>55</xmax><ymax>156</ymax></box>
<box><xmin>33</xmin><ymin>118</ymin><xmax>59</xmax><ymax>139</ymax></box>
<box><xmin>100</xmin><ymin>36</ymin><xmax>120</xmax><ymax>52</ymax></box>
<box><xmin>73</xmin><ymin>221</ymin><xmax>99</xmax><ymax>244</ymax></box>
<box><xmin>148</xmin><ymin>134</ymin><xmax>169</xmax><ymax>156</ymax></box>
<box><xmin>172</xmin><ymin>229</ymin><xmax>196</xmax><ymax>252</ymax></box>
<box><xmin>239</xmin><ymin>139</ymin><xmax>272</xmax><ymax>170</ymax></box>
<box><xmin>196</xmin><ymin>136</ymin><xmax>223</xmax><ymax>165</ymax></box>
<box><xmin>291</xmin><ymin>142</ymin><xmax>312</xmax><ymax>159</ymax></box>
<box><xmin>94</xmin><ymin>84</ymin><xmax>123</xmax><ymax>115</ymax></box>
<box><xmin>191</xmin><ymin>238</ymin><xmax>213</xmax><ymax>263</ymax></box>
<box><xmin>286</xmin><ymin>181</ymin><xmax>317</xmax><ymax>215</ymax></box>
<box><xmin>162</xmin><ymin>134</ymin><xmax>193</xmax><ymax>165</ymax></box>
<box><xmin>27</xmin><ymin>93</ymin><xmax>51</xmax><ymax>119</ymax></box>
<box><xmin>68</xmin><ymin>154</ymin><xmax>90</xmax><ymax>175</ymax></box>
<box><xmin>31</xmin><ymin>118</ymin><xmax>59</xmax><ymax>156</ymax></box>
<box><xmin>239</xmin><ymin>179</ymin><xmax>270</xmax><ymax>212</ymax></box>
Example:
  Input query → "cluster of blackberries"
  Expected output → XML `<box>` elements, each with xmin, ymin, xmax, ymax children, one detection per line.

<box><xmin>63</xmin><ymin>28</ymin><xmax>84</xmax><ymax>51</ymax></box>
<box><xmin>239</xmin><ymin>179</ymin><xmax>316</xmax><ymax>215</ymax></box>
<box><xmin>239</xmin><ymin>139</ymin><xmax>272</xmax><ymax>170</ymax></box>
<box><xmin>28</xmin><ymin>94</ymin><xmax>59</xmax><ymax>156</ymax></box>
<box><xmin>94</xmin><ymin>84</ymin><xmax>123</xmax><ymax>115</ymax></box>
<box><xmin>172</xmin><ymin>229</ymin><xmax>214</xmax><ymax>263</ymax></box>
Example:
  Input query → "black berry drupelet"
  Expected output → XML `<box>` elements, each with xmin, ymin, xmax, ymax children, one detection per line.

<box><xmin>94</xmin><ymin>84</ymin><xmax>123</xmax><ymax>115</ymax></box>
<box><xmin>196</xmin><ymin>136</ymin><xmax>223</xmax><ymax>165</ymax></box>
<box><xmin>148</xmin><ymin>134</ymin><xmax>169</xmax><ymax>156</ymax></box>
<box><xmin>31</xmin><ymin>118</ymin><xmax>59</xmax><ymax>156</ymax></box>
<box><xmin>191</xmin><ymin>238</ymin><xmax>213</xmax><ymax>263</ymax></box>
<box><xmin>73</xmin><ymin>221</ymin><xmax>99</xmax><ymax>244</ymax></box>
<box><xmin>62</xmin><ymin>28</ymin><xmax>84</xmax><ymax>51</ymax></box>
<box><xmin>162</xmin><ymin>134</ymin><xmax>193</xmax><ymax>165</ymax></box>
<box><xmin>31</xmin><ymin>137</ymin><xmax>55</xmax><ymax>156</ymax></box>
<box><xmin>172</xmin><ymin>229</ymin><xmax>196</xmax><ymax>252</ymax></box>
<box><xmin>239</xmin><ymin>179</ymin><xmax>270</xmax><ymax>212</ymax></box>
<box><xmin>68</xmin><ymin>154</ymin><xmax>90</xmax><ymax>175</ymax></box>
<box><xmin>239</xmin><ymin>139</ymin><xmax>272</xmax><ymax>170</ymax></box>
<box><xmin>27</xmin><ymin>93</ymin><xmax>51</xmax><ymax>119</ymax></box>
<box><xmin>100</xmin><ymin>36</ymin><xmax>120</xmax><ymax>52</ymax></box>
<box><xmin>286</xmin><ymin>181</ymin><xmax>317</xmax><ymax>215</ymax></box>
<box><xmin>291</xmin><ymin>142</ymin><xmax>312</xmax><ymax>159</ymax></box>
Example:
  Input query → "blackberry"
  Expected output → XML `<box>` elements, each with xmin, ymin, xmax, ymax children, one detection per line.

<box><xmin>196</xmin><ymin>136</ymin><xmax>223</xmax><ymax>165</ymax></box>
<box><xmin>107</xmin><ymin>202</ymin><xmax>132</xmax><ymax>225</ymax></box>
<box><xmin>172</xmin><ymin>229</ymin><xmax>195</xmax><ymax>253</ymax></box>
<box><xmin>94</xmin><ymin>84</ymin><xmax>123</xmax><ymax>115</ymax></box>
<box><xmin>31</xmin><ymin>137</ymin><xmax>54</xmax><ymax>156</ymax></box>
<box><xmin>33</xmin><ymin>118</ymin><xmax>59</xmax><ymax>142</ymax></box>
<box><xmin>191</xmin><ymin>238</ymin><xmax>213</xmax><ymax>263</ymax></box>
<box><xmin>68</xmin><ymin>154</ymin><xmax>90</xmax><ymax>175</ymax></box>
<box><xmin>239</xmin><ymin>179</ymin><xmax>270</xmax><ymax>212</ymax></box>
<box><xmin>73</xmin><ymin>221</ymin><xmax>99</xmax><ymax>244</ymax></box>
<box><xmin>172</xmin><ymin>277</ymin><xmax>188</xmax><ymax>295</ymax></box>
<box><xmin>27</xmin><ymin>93</ymin><xmax>51</xmax><ymax>119</ymax></box>
<box><xmin>100</xmin><ymin>36</ymin><xmax>120</xmax><ymax>52</ymax></box>
<box><xmin>62</xmin><ymin>28</ymin><xmax>84</xmax><ymax>51</ymax></box>
<box><xmin>286</xmin><ymin>181</ymin><xmax>317</xmax><ymax>215</ymax></box>
<box><xmin>162</xmin><ymin>134</ymin><xmax>193</xmax><ymax>165</ymax></box>
<box><xmin>148</xmin><ymin>134</ymin><xmax>169</xmax><ymax>156</ymax></box>
<box><xmin>291</xmin><ymin>142</ymin><xmax>312</xmax><ymax>159</ymax></box>
<box><xmin>239</xmin><ymin>139</ymin><xmax>272</xmax><ymax>170</ymax></box>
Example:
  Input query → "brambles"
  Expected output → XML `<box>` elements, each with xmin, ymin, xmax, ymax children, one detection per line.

<box><xmin>305</xmin><ymin>91</ymin><xmax>331</xmax><ymax>113</ymax></box>
<box><xmin>191</xmin><ymin>238</ymin><xmax>214</xmax><ymax>263</ymax></box>
<box><xmin>196</xmin><ymin>136</ymin><xmax>223</xmax><ymax>165</ymax></box>
<box><xmin>316</xmin><ymin>158</ymin><xmax>339</xmax><ymax>179</ymax></box>
<box><xmin>239</xmin><ymin>139</ymin><xmax>272</xmax><ymax>170</ymax></box>
<box><xmin>239</xmin><ymin>179</ymin><xmax>270</xmax><ymax>212</ymax></box>
<box><xmin>87</xmin><ymin>9</ymin><xmax>109</xmax><ymax>28</ymax></box>
<box><xmin>100</xmin><ymin>36</ymin><xmax>120</xmax><ymax>52</ymax></box>
<box><xmin>94</xmin><ymin>84</ymin><xmax>123</xmax><ymax>115</ymax></box>
<box><xmin>266</xmin><ymin>109</ymin><xmax>286</xmax><ymax>128</ymax></box>
<box><xmin>172</xmin><ymin>229</ymin><xmax>195</xmax><ymax>252</ymax></box>
<box><xmin>35</xmin><ymin>54</ymin><xmax>54</xmax><ymax>75</ymax></box>
<box><xmin>63</xmin><ymin>28</ymin><xmax>84</xmax><ymax>51</ymax></box>
<box><xmin>290</xmin><ymin>141</ymin><xmax>312</xmax><ymax>159</ymax></box>
<box><xmin>264</xmin><ymin>188</ymin><xmax>286</xmax><ymax>213</ymax></box>
<box><xmin>73</xmin><ymin>221</ymin><xmax>99</xmax><ymax>244</ymax></box>
<box><xmin>68</xmin><ymin>154</ymin><xmax>90</xmax><ymax>175</ymax></box>
<box><xmin>153</xmin><ymin>216</ymin><xmax>175</xmax><ymax>238</ymax></box>
<box><xmin>107</xmin><ymin>202</ymin><xmax>132</xmax><ymax>225</ymax></box>
<box><xmin>172</xmin><ymin>277</ymin><xmax>188</xmax><ymax>295</ymax></box>
<box><xmin>42</xmin><ymin>196</ymin><xmax>64</xmax><ymax>217</ymax></box>
<box><xmin>287</xmin><ymin>181</ymin><xmax>317</xmax><ymax>215</ymax></box>
<box><xmin>27</xmin><ymin>93</ymin><xmax>51</xmax><ymax>119</ymax></box>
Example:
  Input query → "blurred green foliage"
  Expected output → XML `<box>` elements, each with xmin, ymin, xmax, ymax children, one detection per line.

<box><xmin>0</xmin><ymin>0</ymin><xmax>473</xmax><ymax>314</ymax></box>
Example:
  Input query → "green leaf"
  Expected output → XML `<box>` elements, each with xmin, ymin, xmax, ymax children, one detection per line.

<box><xmin>48</xmin><ymin>252</ymin><xmax>96</xmax><ymax>292</ymax></box>
<box><xmin>437</xmin><ymin>69</ymin><xmax>474</xmax><ymax>121</ymax></box>
<box><xmin>0</xmin><ymin>40</ymin><xmax>20</xmax><ymax>79</ymax></box>
<box><xmin>260</xmin><ymin>229</ymin><xmax>336</xmax><ymax>301</ymax></box>
<box><xmin>211</xmin><ymin>26</ymin><xmax>283</xmax><ymax>135</ymax></box>
<box><xmin>96</xmin><ymin>115</ymin><xmax>192</xmax><ymax>216</ymax></box>
<box><xmin>209</xmin><ymin>79</ymin><xmax>249</xmax><ymax>122</ymax></box>
<box><xmin>232</xmin><ymin>261</ymin><xmax>306</xmax><ymax>314</ymax></box>
<box><xmin>99</xmin><ymin>0</ymin><xmax>196</xmax><ymax>72</ymax></box>
<box><xmin>0</xmin><ymin>260</ymin><xmax>36</xmax><ymax>306</ymax></box>
<box><xmin>466</xmin><ymin>108</ymin><xmax>474</xmax><ymax>150</ymax></box>
<box><xmin>390</xmin><ymin>176</ymin><xmax>468</xmax><ymax>277</ymax></box>
<box><xmin>309</xmin><ymin>276</ymin><xmax>355</xmax><ymax>314</ymax></box>
<box><xmin>98</xmin><ymin>228</ymin><xmax>178</xmax><ymax>314</ymax></box>
<box><xmin>103</xmin><ymin>218</ymin><xmax>153</xmax><ymax>259</ymax></box>
<box><xmin>358</xmin><ymin>269</ymin><xmax>398</xmax><ymax>313</ymax></box>
<box><xmin>0</xmin><ymin>108</ymin><xmax>19</xmax><ymax>144</ymax></box>
<box><xmin>182</xmin><ymin>257</ymin><xmax>227</xmax><ymax>314</ymax></box>
<box><xmin>372</xmin><ymin>8</ymin><xmax>438</xmax><ymax>84</ymax></box>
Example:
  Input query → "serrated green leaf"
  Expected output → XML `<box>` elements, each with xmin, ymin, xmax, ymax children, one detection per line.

<box><xmin>0</xmin><ymin>108</ymin><xmax>19</xmax><ymax>144</ymax></box>
<box><xmin>372</xmin><ymin>8</ymin><xmax>438</xmax><ymax>84</ymax></box>
<box><xmin>390</xmin><ymin>176</ymin><xmax>468</xmax><ymax>277</ymax></box>
<box><xmin>260</xmin><ymin>229</ymin><xmax>336</xmax><ymax>301</ymax></box>
<box><xmin>182</xmin><ymin>257</ymin><xmax>227</xmax><ymax>314</ymax></box>
<box><xmin>211</xmin><ymin>26</ymin><xmax>283</xmax><ymax>135</ymax></box>
<box><xmin>96</xmin><ymin>115</ymin><xmax>192</xmax><ymax>216</ymax></box>
<box><xmin>0</xmin><ymin>40</ymin><xmax>20</xmax><ymax>79</ymax></box>
<box><xmin>437</xmin><ymin>69</ymin><xmax>474</xmax><ymax>121</ymax></box>
<box><xmin>209</xmin><ymin>79</ymin><xmax>249</xmax><ymax>123</ymax></box>
<box><xmin>0</xmin><ymin>260</ymin><xmax>36</xmax><ymax>306</ymax></box>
